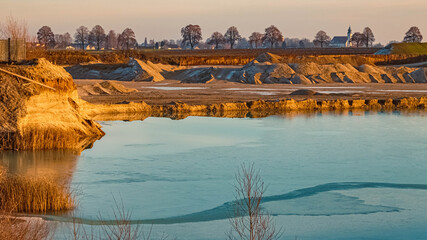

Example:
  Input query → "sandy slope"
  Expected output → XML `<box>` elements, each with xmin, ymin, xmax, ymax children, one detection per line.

<box><xmin>0</xmin><ymin>59</ymin><xmax>104</xmax><ymax>151</ymax></box>
<box><xmin>66</xmin><ymin>53</ymin><xmax>427</xmax><ymax>85</ymax></box>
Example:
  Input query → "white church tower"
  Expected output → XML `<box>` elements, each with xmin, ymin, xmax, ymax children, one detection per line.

<box><xmin>346</xmin><ymin>26</ymin><xmax>352</xmax><ymax>47</ymax></box>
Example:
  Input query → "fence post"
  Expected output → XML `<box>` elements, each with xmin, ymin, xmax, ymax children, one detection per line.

<box><xmin>8</xmin><ymin>38</ymin><xmax>11</xmax><ymax>64</ymax></box>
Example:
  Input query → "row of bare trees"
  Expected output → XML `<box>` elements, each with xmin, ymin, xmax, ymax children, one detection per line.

<box><xmin>182</xmin><ymin>25</ymin><xmax>284</xmax><ymax>49</ymax></box>
<box><xmin>35</xmin><ymin>25</ymin><xmax>137</xmax><ymax>50</ymax></box>
<box><xmin>183</xmin><ymin>24</ymin><xmax>424</xmax><ymax>50</ymax></box>
<box><xmin>73</xmin><ymin>26</ymin><xmax>137</xmax><ymax>50</ymax></box>
<box><xmin>1</xmin><ymin>16</ymin><xmax>423</xmax><ymax>51</ymax></box>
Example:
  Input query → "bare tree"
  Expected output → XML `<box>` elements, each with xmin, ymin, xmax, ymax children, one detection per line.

<box><xmin>363</xmin><ymin>27</ymin><xmax>375</xmax><ymax>47</ymax></box>
<box><xmin>106</xmin><ymin>30</ymin><xmax>118</xmax><ymax>49</ymax></box>
<box><xmin>207</xmin><ymin>32</ymin><xmax>226</xmax><ymax>49</ymax></box>
<box><xmin>181</xmin><ymin>24</ymin><xmax>202</xmax><ymax>49</ymax></box>
<box><xmin>403</xmin><ymin>26</ymin><xmax>423</xmax><ymax>43</ymax></box>
<box><xmin>0</xmin><ymin>16</ymin><xmax>29</xmax><ymax>39</ymax></box>
<box><xmin>89</xmin><ymin>25</ymin><xmax>106</xmax><ymax>50</ymax></box>
<box><xmin>54</xmin><ymin>32</ymin><xmax>72</xmax><ymax>49</ymax></box>
<box><xmin>37</xmin><ymin>26</ymin><xmax>55</xmax><ymax>49</ymax></box>
<box><xmin>350</xmin><ymin>32</ymin><xmax>365</xmax><ymax>47</ymax></box>
<box><xmin>283</xmin><ymin>38</ymin><xmax>313</xmax><ymax>48</ymax></box>
<box><xmin>63</xmin><ymin>32</ymin><xmax>73</xmax><ymax>47</ymax></box>
<box><xmin>262</xmin><ymin>25</ymin><xmax>283</xmax><ymax>48</ymax></box>
<box><xmin>249</xmin><ymin>32</ymin><xmax>263</xmax><ymax>49</ymax></box>
<box><xmin>236</xmin><ymin>38</ymin><xmax>251</xmax><ymax>49</ymax></box>
<box><xmin>74</xmin><ymin>26</ymin><xmax>89</xmax><ymax>50</ymax></box>
<box><xmin>228</xmin><ymin>163</ymin><xmax>282</xmax><ymax>240</ymax></box>
<box><xmin>118</xmin><ymin>28</ymin><xmax>137</xmax><ymax>50</ymax></box>
<box><xmin>225</xmin><ymin>26</ymin><xmax>242</xmax><ymax>49</ymax></box>
<box><xmin>313</xmin><ymin>30</ymin><xmax>331</xmax><ymax>48</ymax></box>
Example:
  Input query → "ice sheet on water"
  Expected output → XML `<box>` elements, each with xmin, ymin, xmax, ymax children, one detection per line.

<box><xmin>262</xmin><ymin>192</ymin><xmax>398</xmax><ymax>216</ymax></box>
<box><xmin>142</xmin><ymin>86</ymin><xmax>207</xmax><ymax>90</ymax></box>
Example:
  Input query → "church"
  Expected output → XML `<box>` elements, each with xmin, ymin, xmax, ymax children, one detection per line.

<box><xmin>329</xmin><ymin>27</ymin><xmax>352</xmax><ymax>47</ymax></box>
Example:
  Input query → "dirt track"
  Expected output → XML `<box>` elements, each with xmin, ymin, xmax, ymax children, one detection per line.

<box><xmin>75</xmin><ymin>79</ymin><xmax>427</xmax><ymax>106</ymax></box>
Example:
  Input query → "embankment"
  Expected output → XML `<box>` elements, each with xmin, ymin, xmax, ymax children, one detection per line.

<box><xmin>79</xmin><ymin>97</ymin><xmax>427</xmax><ymax>121</ymax></box>
<box><xmin>26</xmin><ymin>48</ymin><xmax>426</xmax><ymax>66</ymax></box>
<box><xmin>0</xmin><ymin>59</ymin><xmax>104</xmax><ymax>151</ymax></box>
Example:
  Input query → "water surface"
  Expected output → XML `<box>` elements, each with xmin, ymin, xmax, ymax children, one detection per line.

<box><xmin>3</xmin><ymin>112</ymin><xmax>427</xmax><ymax>239</ymax></box>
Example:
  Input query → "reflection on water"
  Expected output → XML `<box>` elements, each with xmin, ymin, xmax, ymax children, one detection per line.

<box><xmin>0</xmin><ymin>150</ymin><xmax>80</xmax><ymax>183</ymax></box>
<box><xmin>88</xmin><ymin>109</ymin><xmax>427</xmax><ymax>122</ymax></box>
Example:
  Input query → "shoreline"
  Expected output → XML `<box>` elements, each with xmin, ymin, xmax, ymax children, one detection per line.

<box><xmin>79</xmin><ymin>96</ymin><xmax>427</xmax><ymax>121</ymax></box>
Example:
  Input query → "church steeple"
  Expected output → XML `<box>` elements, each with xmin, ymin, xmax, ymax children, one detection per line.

<box><xmin>347</xmin><ymin>26</ymin><xmax>352</xmax><ymax>47</ymax></box>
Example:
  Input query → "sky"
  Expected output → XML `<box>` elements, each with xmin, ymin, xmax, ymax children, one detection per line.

<box><xmin>1</xmin><ymin>0</ymin><xmax>426</xmax><ymax>45</ymax></box>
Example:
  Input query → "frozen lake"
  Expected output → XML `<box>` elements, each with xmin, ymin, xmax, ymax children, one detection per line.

<box><xmin>2</xmin><ymin>112</ymin><xmax>427</xmax><ymax>239</ymax></box>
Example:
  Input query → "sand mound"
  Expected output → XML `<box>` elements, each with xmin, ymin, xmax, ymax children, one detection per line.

<box><xmin>292</xmin><ymin>62</ymin><xmax>323</xmax><ymax>76</ymax></box>
<box><xmin>130</xmin><ymin>59</ymin><xmax>167</xmax><ymax>82</ymax></box>
<box><xmin>233</xmin><ymin>59</ymin><xmax>426</xmax><ymax>84</ymax></box>
<box><xmin>255</xmin><ymin>53</ymin><xmax>282</xmax><ymax>63</ymax></box>
<box><xmin>289</xmin><ymin>74</ymin><xmax>313</xmax><ymax>84</ymax></box>
<box><xmin>358</xmin><ymin>64</ymin><xmax>387</xmax><ymax>74</ymax></box>
<box><xmin>180</xmin><ymin>67</ymin><xmax>216</xmax><ymax>83</ymax></box>
<box><xmin>410</xmin><ymin>68</ymin><xmax>427</xmax><ymax>83</ymax></box>
<box><xmin>66</xmin><ymin>59</ymin><xmax>179</xmax><ymax>82</ymax></box>
<box><xmin>66</xmin><ymin>54</ymin><xmax>427</xmax><ymax>85</ymax></box>
<box><xmin>290</xmin><ymin>89</ymin><xmax>318</xmax><ymax>95</ymax></box>
<box><xmin>78</xmin><ymin>81</ymin><xmax>138</xmax><ymax>96</ymax></box>
<box><xmin>169</xmin><ymin>66</ymin><xmax>240</xmax><ymax>83</ymax></box>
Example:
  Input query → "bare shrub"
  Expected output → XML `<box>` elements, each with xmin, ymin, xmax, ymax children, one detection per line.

<box><xmin>228</xmin><ymin>163</ymin><xmax>282</xmax><ymax>240</ymax></box>
<box><xmin>0</xmin><ymin>213</ymin><xmax>53</xmax><ymax>240</ymax></box>
<box><xmin>72</xmin><ymin>196</ymin><xmax>171</xmax><ymax>240</ymax></box>
<box><xmin>98</xmin><ymin>196</ymin><xmax>141</xmax><ymax>240</ymax></box>
<box><xmin>0</xmin><ymin>15</ymin><xmax>29</xmax><ymax>39</ymax></box>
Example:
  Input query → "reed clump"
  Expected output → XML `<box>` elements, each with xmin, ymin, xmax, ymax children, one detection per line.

<box><xmin>16</xmin><ymin>127</ymin><xmax>97</xmax><ymax>151</ymax></box>
<box><xmin>0</xmin><ymin>171</ymin><xmax>75</xmax><ymax>213</ymax></box>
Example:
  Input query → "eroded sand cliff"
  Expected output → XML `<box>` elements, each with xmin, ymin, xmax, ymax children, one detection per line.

<box><xmin>0</xmin><ymin>59</ymin><xmax>104</xmax><ymax>151</ymax></box>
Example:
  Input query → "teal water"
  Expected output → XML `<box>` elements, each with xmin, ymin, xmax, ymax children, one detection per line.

<box><xmin>3</xmin><ymin>112</ymin><xmax>427</xmax><ymax>239</ymax></box>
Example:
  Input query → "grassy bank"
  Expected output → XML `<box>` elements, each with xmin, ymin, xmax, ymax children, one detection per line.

<box><xmin>390</xmin><ymin>43</ymin><xmax>427</xmax><ymax>55</ymax></box>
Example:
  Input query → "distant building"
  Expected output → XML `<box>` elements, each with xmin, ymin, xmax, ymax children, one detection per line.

<box><xmin>161</xmin><ymin>44</ymin><xmax>180</xmax><ymax>50</ymax></box>
<box><xmin>330</xmin><ymin>26</ymin><xmax>352</xmax><ymax>47</ymax></box>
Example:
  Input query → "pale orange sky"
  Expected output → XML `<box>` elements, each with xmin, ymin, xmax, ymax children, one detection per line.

<box><xmin>1</xmin><ymin>0</ymin><xmax>426</xmax><ymax>44</ymax></box>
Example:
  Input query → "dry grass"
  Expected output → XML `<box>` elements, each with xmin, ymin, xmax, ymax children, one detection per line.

<box><xmin>0</xmin><ymin>172</ymin><xmax>75</xmax><ymax>213</ymax></box>
<box><xmin>25</xmin><ymin>48</ymin><xmax>426</xmax><ymax>66</ymax></box>
<box><xmin>16</xmin><ymin>127</ymin><xmax>89</xmax><ymax>151</ymax></box>
<box><xmin>1</xmin><ymin>127</ymin><xmax>98</xmax><ymax>151</ymax></box>
<box><xmin>0</xmin><ymin>167</ymin><xmax>72</xmax><ymax>240</ymax></box>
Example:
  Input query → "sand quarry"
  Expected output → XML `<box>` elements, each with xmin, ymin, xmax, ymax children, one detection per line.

<box><xmin>65</xmin><ymin>53</ymin><xmax>427</xmax><ymax>105</ymax></box>
<box><xmin>66</xmin><ymin>53</ymin><xmax>427</xmax><ymax>85</ymax></box>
